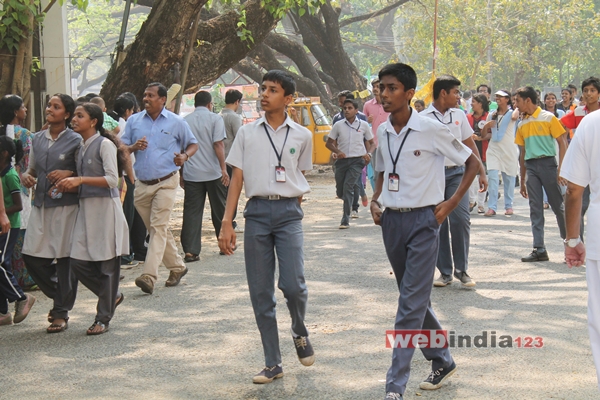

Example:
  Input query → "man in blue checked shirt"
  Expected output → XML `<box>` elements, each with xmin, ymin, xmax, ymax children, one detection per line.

<box><xmin>121</xmin><ymin>82</ymin><xmax>198</xmax><ymax>295</ymax></box>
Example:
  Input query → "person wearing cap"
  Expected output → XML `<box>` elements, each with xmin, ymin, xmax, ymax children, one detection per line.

<box><xmin>514</xmin><ymin>86</ymin><xmax>567</xmax><ymax>262</ymax></box>
<box><xmin>371</xmin><ymin>63</ymin><xmax>479</xmax><ymax>399</ymax></box>
<box><xmin>423</xmin><ymin>75</ymin><xmax>487</xmax><ymax>288</ymax></box>
<box><xmin>121</xmin><ymin>82</ymin><xmax>199</xmax><ymax>294</ymax></box>
<box><xmin>480</xmin><ymin>90</ymin><xmax>519</xmax><ymax>216</ymax></box>
<box><xmin>327</xmin><ymin>99</ymin><xmax>376</xmax><ymax>228</ymax></box>
<box><xmin>219</xmin><ymin>70</ymin><xmax>315</xmax><ymax>384</ymax></box>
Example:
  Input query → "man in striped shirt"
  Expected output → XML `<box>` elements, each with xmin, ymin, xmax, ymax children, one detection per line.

<box><xmin>515</xmin><ymin>86</ymin><xmax>568</xmax><ymax>262</ymax></box>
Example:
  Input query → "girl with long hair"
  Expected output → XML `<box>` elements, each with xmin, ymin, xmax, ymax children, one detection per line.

<box><xmin>56</xmin><ymin>103</ymin><xmax>128</xmax><ymax>335</ymax></box>
<box><xmin>467</xmin><ymin>94</ymin><xmax>490</xmax><ymax>213</ymax></box>
<box><xmin>21</xmin><ymin>94</ymin><xmax>80</xmax><ymax>333</ymax></box>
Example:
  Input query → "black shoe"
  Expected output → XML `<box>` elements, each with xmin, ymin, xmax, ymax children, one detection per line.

<box><xmin>252</xmin><ymin>365</ymin><xmax>283</xmax><ymax>384</ymax></box>
<box><xmin>293</xmin><ymin>336</ymin><xmax>315</xmax><ymax>366</ymax></box>
<box><xmin>419</xmin><ymin>361</ymin><xmax>457</xmax><ymax>390</ymax></box>
<box><xmin>385</xmin><ymin>393</ymin><xmax>403</xmax><ymax>399</ymax></box>
<box><xmin>521</xmin><ymin>249</ymin><xmax>549</xmax><ymax>262</ymax></box>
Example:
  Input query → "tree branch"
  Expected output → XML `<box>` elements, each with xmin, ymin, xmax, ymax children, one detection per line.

<box><xmin>339</xmin><ymin>0</ymin><xmax>409</xmax><ymax>28</ymax></box>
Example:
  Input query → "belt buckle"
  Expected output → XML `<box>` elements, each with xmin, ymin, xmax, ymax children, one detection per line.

<box><xmin>399</xmin><ymin>208</ymin><xmax>412</xmax><ymax>212</ymax></box>
<box><xmin>268</xmin><ymin>195</ymin><xmax>281</xmax><ymax>200</ymax></box>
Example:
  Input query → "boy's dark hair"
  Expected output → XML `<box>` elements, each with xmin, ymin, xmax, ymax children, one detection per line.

<box><xmin>378</xmin><ymin>63</ymin><xmax>417</xmax><ymax>92</ymax></box>
<box><xmin>84</xmin><ymin>93</ymin><xmax>99</xmax><ymax>101</ymax></box>
<box><xmin>337</xmin><ymin>90</ymin><xmax>353</xmax><ymax>99</ymax></box>
<box><xmin>343</xmin><ymin>99</ymin><xmax>359</xmax><ymax>109</ymax></box>
<box><xmin>477</xmin><ymin>84</ymin><xmax>491</xmax><ymax>94</ymax></box>
<box><xmin>121</xmin><ymin>92</ymin><xmax>140</xmax><ymax>112</ymax></box>
<box><xmin>462</xmin><ymin>90</ymin><xmax>472</xmax><ymax>100</ymax></box>
<box><xmin>112</xmin><ymin>96</ymin><xmax>135</xmax><ymax>119</ymax></box>
<box><xmin>0</xmin><ymin>135</ymin><xmax>24</xmax><ymax>165</ymax></box>
<box><xmin>194</xmin><ymin>91</ymin><xmax>212</xmax><ymax>107</ymax></box>
<box><xmin>516</xmin><ymin>86</ymin><xmax>538</xmax><ymax>105</ymax></box>
<box><xmin>146</xmin><ymin>82</ymin><xmax>168</xmax><ymax>98</ymax></box>
<box><xmin>472</xmin><ymin>94</ymin><xmax>490</xmax><ymax>113</ymax></box>
<box><xmin>581</xmin><ymin>77</ymin><xmax>600</xmax><ymax>92</ymax></box>
<box><xmin>371</xmin><ymin>78</ymin><xmax>380</xmax><ymax>86</ymax></box>
<box><xmin>262</xmin><ymin>70</ymin><xmax>296</xmax><ymax>97</ymax></box>
<box><xmin>414</xmin><ymin>99</ymin><xmax>425</xmax><ymax>107</ymax></box>
<box><xmin>225</xmin><ymin>89</ymin><xmax>243</xmax><ymax>104</ymax></box>
<box><xmin>567</xmin><ymin>84</ymin><xmax>577</xmax><ymax>92</ymax></box>
<box><xmin>433</xmin><ymin>75</ymin><xmax>461</xmax><ymax>100</ymax></box>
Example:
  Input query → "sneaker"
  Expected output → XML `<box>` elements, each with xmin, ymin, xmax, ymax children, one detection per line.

<box><xmin>484</xmin><ymin>209</ymin><xmax>496</xmax><ymax>217</ymax></box>
<box><xmin>419</xmin><ymin>361</ymin><xmax>457</xmax><ymax>390</ymax></box>
<box><xmin>135</xmin><ymin>274</ymin><xmax>154</xmax><ymax>294</ymax></box>
<box><xmin>293</xmin><ymin>336</ymin><xmax>315</xmax><ymax>366</ymax></box>
<box><xmin>361</xmin><ymin>195</ymin><xmax>368</xmax><ymax>207</ymax></box>
<box><xmin>469</xmin><ymin>202</ymin><xmax>477</xmax><ymax>212</ymax></box>
<box><xmin>0</xmin><ymin>312</ymin><xmax>13</xmax><ymax>326</ymax></box>
<box><xmin>454</xmin><ymin>271</ymin><xmax>476</xmax><ymax>287</ymax></box>
<box><xmin>234</xmin><ymin>225</ymin><xmax>244</xmax><ymax>233</ymax></box>
<box><xmin>121</xmin><ymin>260</ymin><xmax>140</xmax><ymax>270</ymax></box>
<box><xmin>521</xmin><ymin>249</ymin><xmax>549</xmax><ymax>262</ymax></box>
<box><xmin>252</xmin><ymin>365</ymin><xmax>284</xmax><ymax>384</ymax></box>
<box><xmin>477</xmin><ymin>206</ymin><xmax>485</xmax><ymax>214</ymax></box>
<box><xmin>505</xmin><ymin>208</ymin><xmax>514</xmax><ymax>215</ymax></box>
<box><xmin>165</xmin><ymin>267</ymin><xmax>188</xmax><ymax>287</ymax></box>
<box><xmin>433</xmin><ymin>274</ymin><xmax>453</xmax><ymax>287</ymax></box>
<box><xmin>13</xmin><ymin>293</ymin><xmax>36</xmax><ymax>323</ymax></box>
<box><xmin>385</xmin><ymin>393</ymin><xmax>403</xmax><ymax>399</ymax></box>
<box><xmin>351</xmin><ymin>210</ymin><xmax>359</xmax><ymax>218</ymax></box>
<box><xmin>339</xmin><ymin>224</ymin><xmax>349</xmax><ymax>229</ymax></box>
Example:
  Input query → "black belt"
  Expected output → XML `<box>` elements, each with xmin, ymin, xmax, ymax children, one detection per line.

<box><xmin>252</xmin><ymin>195</ymin><xmax>294</xmax><ymax>200</ymax></box>
<box><xmin>139</xmin><ymin>170</ymin><xmax>178</xmax><ymax>186</ymax></box>
<box><xmin>445</xmin><ymin>165</ymin><xmax>462</xmax><ymax>170</ymax></box>
<box><xmin>385</xmin><ymin>205</ymin><xmax>434</xmax><ymax>213</ymax></box>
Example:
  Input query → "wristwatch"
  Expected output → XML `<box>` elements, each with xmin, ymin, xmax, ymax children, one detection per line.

<box><xmin>564</xmin><ymin>237</ymin><xmax>582</xmax><ymax>247</ymax></box>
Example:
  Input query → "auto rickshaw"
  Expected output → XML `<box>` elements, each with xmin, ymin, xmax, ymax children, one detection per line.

<box><xmin>289</xmin><ymin>97</ymin><xmax>333</xmax><ymax>165</ymax></box>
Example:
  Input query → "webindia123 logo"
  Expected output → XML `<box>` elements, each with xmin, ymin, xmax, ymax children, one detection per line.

<box><xmin>385</xmin><ymin>330</ymin><xmax>544</xmax><ymax>349</ymax></box>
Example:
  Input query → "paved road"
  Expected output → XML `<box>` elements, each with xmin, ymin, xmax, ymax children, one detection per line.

<box><xmin>1</xmin><ymin>169</ymin><xmax>595</xmax><ymax>399</ymax></box>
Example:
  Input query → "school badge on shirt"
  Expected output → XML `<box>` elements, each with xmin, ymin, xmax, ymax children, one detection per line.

<box><xmin>87</xmin><ymin>159</ymin><xmax>92</xmax><ymax>164</ymax></box>
<box><xmin>59</xmin><ymin>154</ymin><xmax>65</xmax><ymax>160</ymax></box>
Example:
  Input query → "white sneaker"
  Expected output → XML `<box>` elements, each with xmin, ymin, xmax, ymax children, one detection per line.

<box><xmin>351</xmin><ymin>210</ymin><xmax>359</xmax><ymax>218</ymax></box>
<box><xmin>234</xmin><ymin>226</ymin><xmax>244</xmax><ymax>233</ymax></box>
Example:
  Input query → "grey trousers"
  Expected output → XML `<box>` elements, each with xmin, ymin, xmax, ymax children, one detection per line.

<box><xmin>525</xmin><ymin>157</ymin><xmax>566</xmax><ymax>249</ymax></box>
<box><xmin>244</xmin><ymin>198</ymin><xmax>309</xmax><ymax>367</ymax></box>
<box><xmin>181</xmin><ymin>178</ymin><xmax>228</xmax><ymax>255</ymax></box>
<box><xmin>23</xmin><ymin>255</ymin><xmax>77</xmax><ymax>320</ymax></box>
<box><xmin>334</xmin><ymin>157</ymin><xmax>365</xmax><ymax>225</ymax></box>
<box><xmin>437</xmin><ymin>166</ymin><xmax>470</xmax><ymax>276</ymax></box>
<box><xmin>381</xmin><ymin>207</ymin><xmax>454</xmax><ymax>395</ymax></box>
<box><xmin>71</xmin><ymin>257</ymin><xmax>121</xmax><ymax>325</ymax></box>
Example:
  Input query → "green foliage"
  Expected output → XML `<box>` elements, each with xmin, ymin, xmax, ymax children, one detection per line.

<box><xmin>395</xmin><ymin>0</ymin><xmax>600</xmax><ymax>90</ymax></box>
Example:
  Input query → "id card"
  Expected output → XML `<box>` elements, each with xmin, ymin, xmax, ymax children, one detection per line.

<box><xmin>275</xmin><ymin>166</ymin><xmax>286</xmax><ymax>182</ymax></box>
<box><xmin>388</xmin><ymin>173</ymin><xmax>399</xmax><ymax>192</ymax></box>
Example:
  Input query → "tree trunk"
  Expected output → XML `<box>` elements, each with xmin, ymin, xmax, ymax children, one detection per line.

<box><xmin>100</xmin><ymin>0</ymin><xmax>208</xmax><ymax>103</ymax></box>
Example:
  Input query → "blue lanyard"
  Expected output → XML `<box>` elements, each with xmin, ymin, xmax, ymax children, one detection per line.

<box><xmin>263</xmin><ymin>124</ymin><xmax>290</xmax><ymax>168</ymax></box>
<box><xmin>387</xmin><ymin>128</ymin><xmax>412</xmax><ymax>174</ymax></box>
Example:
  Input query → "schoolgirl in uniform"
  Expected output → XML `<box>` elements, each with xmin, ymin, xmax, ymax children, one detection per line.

<box><xmin>21</xmin><ymin>94</ymin><xmax>80</xmax><ymax>333</ymax></box>
<box><xmin>56</xmin><ymin>103</ymin><xmax>128</xmax><ymax>335</ymax></box>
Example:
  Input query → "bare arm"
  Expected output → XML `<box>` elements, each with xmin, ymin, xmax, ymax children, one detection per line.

<box><xmin>434</xmin><ymin>153</ymin><xmax>480</xmax><ymax>224</ymax></box>
<box><xmin>564</xmin><ymin>182</ymin><xmax>586</xmax><ymax>267</ymax></box>
<box><xmin>326</xmin><ymin>138</ymin><xmax>345</xmax><ymax>158</ymax></box>
<box><xmin>218</xmin><ymin>167</ymin><xmax>243</xmax><ymax>255</ymax></box>
<box><xmin>369</xmin><ymin>171</ymin><xmax>384</xmax><ymax>225</ymax></box>
<box><xmin>519</xmin><ymin>145</ymin><xmax>527</xmax><ymax>198</ymax></box>
<box><xmin>556</xmin><ymin>134</ymin><xmax>568</xmax><ymax>185</ymax></box>
<box><xmin>213</xmin><ymin>140</ymin><xmax>229</xmax><ymax>187</ymax></box>
<box><xmin>462</xmin><ymin>136</ymin><xmax>488</xmax><ymax>191</ymax></box>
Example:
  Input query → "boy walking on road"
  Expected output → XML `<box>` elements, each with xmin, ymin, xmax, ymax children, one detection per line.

<box><xmin>219</xmin><ymin>70</ymin><xmax>315</xmax><ymax>384</ymax></box>
<box><xmin>370</xmin><ymin>63</ymin><xmax>480</xmax><ymax>400</ymax></box>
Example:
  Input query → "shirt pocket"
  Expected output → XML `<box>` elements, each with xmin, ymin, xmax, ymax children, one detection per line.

<box><xmin>154</xmin><ymin>130</ymin><xmax>177</xmax><ymax>151</ymax></box>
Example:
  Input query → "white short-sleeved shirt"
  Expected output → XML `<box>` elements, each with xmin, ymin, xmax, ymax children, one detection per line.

<box><xmin>422</xmin><ymin>105</ymin><xmax>473</xmax><ymax>167</ymax></box>
<box><xmin>375</xmin><ymin>111</ymin><xmax>472</xmax><ymax>208</ymax></box>
<box><xmin>559</xmin><ymin>110</ymin><xmax>600</xmax><ymax>260</ymax></box>
<box><xmin>328</xmin><ymin>118</ymin><xmax>373</xmax><ymax>158</ymax></box>
<box><xmin>226</xmin><ymin>115</ymin><xmax>312</xmax><ymax>198</ymax></box>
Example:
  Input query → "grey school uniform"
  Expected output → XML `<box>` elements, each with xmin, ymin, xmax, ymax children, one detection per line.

<box><xmin>226</xmin><ymin>115</ymin><xmax>313</xmax><ymax>367</ymax></box>
<box><xmin>70</xmin><ymin>133</ymin><xmax>128</xmax><ymax>325</ymax></box>
<box><xmin>374</xmin><ymin>111</ymin><xmax>472</xmax><ymax>395</ymax></box>
<box><xmin>22</xmin><ymin>128</ymin><xmax>81</xmax><ymax>321</ymax></box>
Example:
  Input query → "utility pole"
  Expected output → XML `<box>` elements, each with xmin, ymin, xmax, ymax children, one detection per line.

<box><xmin>487</xmin><ymin>0</ymin><xmax>493</xmax><ymax>88</ymax></box>
<box><xmin>115</xmin><ymin>0</ymin><xmax>132</xmax><ymax>68</ymax></box>
<box><xmin>174</xmin><ymin>10</ymin><xmax>203</xmax><ymax>114</ymax></box>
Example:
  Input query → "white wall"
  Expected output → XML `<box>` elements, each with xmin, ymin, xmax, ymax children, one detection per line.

<box><xmin>41</xmin><ymin>0</ymin><xmax>70</xmax><ymax>96</ymax></box>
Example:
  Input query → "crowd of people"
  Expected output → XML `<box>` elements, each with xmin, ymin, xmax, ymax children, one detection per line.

<box><xmin>0</xmin><ymin>64</ymin><xmax>599</xmax><ymax>399</ymax></box>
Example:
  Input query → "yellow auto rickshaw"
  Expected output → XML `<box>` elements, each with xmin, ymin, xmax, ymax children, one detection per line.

<box><xmin>289</xmin><ymin>97</ymin><xmax>332</xmax><ymax>165</ymax></box>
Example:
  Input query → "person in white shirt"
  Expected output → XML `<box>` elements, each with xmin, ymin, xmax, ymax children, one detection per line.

<box><xmin>560</xmin><ymin>109</ymin><xmax>600</xmax><ymax>391</ymax></box>
<box><xmin>370</xmin><ymin>62</ymin><xmax>479</xmax><ymax>400</ymax></box>
<box><xmin>422</xmin><ymin>75</ymin><xmax>487</xmax><ymax>288</ymax></box>
<box><xmin>326</xmin><ymin>99</ymin><xmax>376</xmax><ymax>228</ymax></box>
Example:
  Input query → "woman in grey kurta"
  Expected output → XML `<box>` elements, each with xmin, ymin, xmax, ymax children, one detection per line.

<box><xmin>56</xmin><ymin>103</ymin><xmax>128</xmax><ymax>335</ymax></box>
<box><xmin>21</xmin><ymin>94</ymin><xmax>80</xmax><ymax>333</ymax></box>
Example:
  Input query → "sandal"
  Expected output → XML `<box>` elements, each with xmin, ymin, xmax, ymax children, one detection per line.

<box><xmin>47</xmin><ymin>318</ymin><xmax>69</xmax><ymax>333</ymax></box>
<box><xmin>184</xmin><ymin>253</ymin><xmax>199</xmax><ymax>262</ymax></box>
<box><xmin>87</xmin><ymin>321</ymin><xmax>109</xmax><ymax>335</ymax></box>
<box><xmin>47</xmin><ymin>311</ymin><xmax>54</xmax><ymax>323</ymax></box>
<box><xmin>115</xmin><ymin>293</ymin><xmax>125</xmax><ymax>308</ymax></box>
